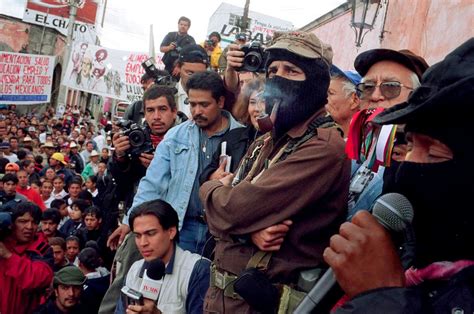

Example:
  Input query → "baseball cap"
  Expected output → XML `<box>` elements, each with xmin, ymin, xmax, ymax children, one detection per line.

<box><xmin>23</xmin><ymin>136</ymin><xmax>32</xmax><ymax>142</ymax></box>
<box><xmin>266</xmin><ymin>31</ymin><xmax>333</xmax><ymax>65</ymax></box>
<box><xmin>0</xmin><ymin>142</ymin><xmax>10</xmax><ymax>149</ymax></box>
<box><xmin>28</xmin><ymin>126</ymin><xmax>36</xmax><ymax>132</ymax></box>
<box><xmin>330</xmin><ymin>65</ymin><xmax>362</xmax><ymax>86</ymax></box>
<box><xmin>54</xmin><ymin>266</ymin><xmax>86</xmax><ymax>286</ymax></box>
<box><xmin>90</xmin><ymin>150</ymin><xmax>99</xmax><ymax>157</ymax></box>
<box><xmin>179</xmin><ymin>44</ymin><xmax>209</xmax><ymax>65</ymax></box>
<box><xmin>51</xmin><ymin>152</ymin><xmax>67</xmax><ymax>165</ymax></box>
<box><xmin>5</xmin><ymin>163</ymin><xmax>19</xmax><ymax>172</ymax></box>
<box><xmin>69</xmin><ymin>142</ymin><xmax>78</xmax><ymax>148</ymax></box>
<box><xmin>354</xmin><ymin>48</ymin><xmax>429</xmax><ymax>80</ymax></box>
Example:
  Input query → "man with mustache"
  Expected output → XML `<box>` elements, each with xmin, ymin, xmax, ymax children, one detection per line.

<box><xmin>100</xmin><ymin>72</ymin><xmax>243</xmax><ymax>313</ymax></box>
<box><xmin>34</xmin><ymin>266</ymin><xmax>87</xmax><ymax>314</ymax></box>
<box><xmin>123</xmin><ymin>70</ymin><xmax>243</xmax><ymax>255</ymax></box>
<box><xmin>200</xmin><ymin>32</ymin><xmax>350</xmax><ymax>312</ymax></box>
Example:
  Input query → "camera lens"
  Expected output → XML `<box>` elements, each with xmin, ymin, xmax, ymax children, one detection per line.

<box><xmin>243</xmin><ymin>52</ymin><xmax>262</xmax><ymax>72</ymax></box>
<box><xmin>128</xmin><ymin>130</ymin><xmax>145</xmax><ymax>147</ymax></box>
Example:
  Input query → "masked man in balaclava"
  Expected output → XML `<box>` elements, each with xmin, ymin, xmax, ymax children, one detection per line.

<box><xmin>200</xmin><ymin>32</ymin><xmax>351</xmax><ymax>313</ymax></box>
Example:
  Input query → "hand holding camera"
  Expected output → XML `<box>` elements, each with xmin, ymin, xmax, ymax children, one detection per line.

<box><xmin>112</xmin><ymin>132</ymin><xmax>130</xmax><ymax>159</ymax></box>
<box><xmin>225</xmin><ymin>44</ymin><xmax>245</xmax><ymax>71</ymax></box>
<box><xmin>237</xmin><ymin>41</ymin><xmax>266</xmax><ymax>72</ymax></box>
<box><xmin>115</xmin><ymin>120</ymin><xmax>154</xmax><ymax>159</ymax></box>
<box><xmin>226</xmin><ymin>42</ymin><xmax>266</xmax><ymax>73</ymax></box>
<box><xmin>169</xmin><ymin>42</ymin><xmax>177</xmax><ymax>51</ymax></box>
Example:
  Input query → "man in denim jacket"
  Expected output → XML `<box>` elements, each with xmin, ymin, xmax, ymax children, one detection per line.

<box><xmin>118</xmin><ymin>70</ymin><xmax>243</xmax><ymax>255</ymax></box>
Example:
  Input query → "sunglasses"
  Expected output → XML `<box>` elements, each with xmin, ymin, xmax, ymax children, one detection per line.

<box><xmin>356</xmin><ymin>81</ymin><xmax>413</xmax><ymax>100</ymax></box>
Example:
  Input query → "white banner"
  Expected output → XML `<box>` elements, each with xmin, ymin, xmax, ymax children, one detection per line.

<box><xmin>64</xmin><ymin>42</ymin><xmax>164</xmax><ymax>102</ymax></box>
<box><xmin>0</xmin><ymin>52</ymin><xmax>55</xmax><ymax>105</ymax></box>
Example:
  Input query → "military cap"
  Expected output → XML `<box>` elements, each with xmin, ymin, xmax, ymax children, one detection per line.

<box><xmin>53</xmin><ymin>266</ymin><xmax>86</xmax><ymax>286</ymax></box>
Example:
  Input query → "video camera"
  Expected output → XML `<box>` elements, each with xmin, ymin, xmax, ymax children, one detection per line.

<box><xmin>237</xmin><ymin>41</ymin><xmax>267</xmax><ymax>73</ymax></box>
<box><xmin>141</xmin><ymin>58</ymin><xmax>175</xmax><ymax>87</ymax></box>
<box><xmin>116</xmin><ymin>119</ymin><xmax>154</xmax><ymax>158</ymax></box>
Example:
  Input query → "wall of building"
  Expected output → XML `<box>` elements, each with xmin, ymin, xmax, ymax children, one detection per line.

<box><xmin>303</xmin><ymin>0</ymin><xmax>473</xmax><ymax>71</ymax></box>
<box><xmin>0</xmin><ymin>17</ymin><xmax>30</xmax><ymax>52</ymax></box>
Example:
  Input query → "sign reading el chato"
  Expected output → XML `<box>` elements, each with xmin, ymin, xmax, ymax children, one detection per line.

<box><xmin>23</xmin><ymin>0</ymin><xmax>99</xmax><ymax>43</ymax></box>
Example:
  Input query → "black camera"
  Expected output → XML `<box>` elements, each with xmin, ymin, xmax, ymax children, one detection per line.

<box><xmin>117</xmin><ymin>120</ymin><xmax>154</xmax><ymax>158</ymax></box>
<box><xmin>141</xmin><ymin>58</ymin><xmax>175</xmax><ymax>87</ymax></box>
<box><xmin>237</xmin><ymin>41</ymin><xmax>266</xmax><ymax>73</ymax></box>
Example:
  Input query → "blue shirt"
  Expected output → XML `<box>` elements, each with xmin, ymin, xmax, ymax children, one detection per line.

<box><xmin>124</xmin><ymin>111</ymin><xmax>243</xmax><ymax>229</ymax></box>
<box><xmin>185</xmin><ymin>115</ymin><xmax>231</xmax><ymax>219</ymax></box>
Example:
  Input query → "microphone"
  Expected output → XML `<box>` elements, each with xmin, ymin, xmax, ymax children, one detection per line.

<box><xmin>139</xmin><ymin>258</ymin><xmax>166</xmax><ymax>301</ymax></box>
<box><xmin>294</xmin><ymin>193</ymin><xmax>414</xmax><ymax>313</ymax></box>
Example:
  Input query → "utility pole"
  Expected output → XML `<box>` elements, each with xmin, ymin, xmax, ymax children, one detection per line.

<box><xmin>57</xmin><ymin>0</ymin><xmax>81</xmax><ymax>108</ymax></box>
<box><xmin>241</xmin><ymin>0</ymin><xmax>250</xmax><ymax>32</ymax></box>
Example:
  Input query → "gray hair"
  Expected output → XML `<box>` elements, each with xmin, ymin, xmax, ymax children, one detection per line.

<box><xmin>331</xmin><ymin>74</ymin><xmax>358</xmax><ymax>98</ymax></box>
<box><xmin>410</xmin><ymin>72</ymin><xmax>421</xmax><ymax>89</ymax></box>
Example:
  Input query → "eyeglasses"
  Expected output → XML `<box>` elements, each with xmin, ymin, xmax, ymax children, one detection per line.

<box><xmin>356</xmin><ymin>81</ymin><xmax>413</xmax><ymax>100</ymax></box>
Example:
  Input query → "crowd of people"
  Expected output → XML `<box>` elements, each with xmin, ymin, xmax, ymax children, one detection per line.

<box><xmin>0</xmin><ymin>13</ymin><xmax>472</xmax><ymax>314</ymax></box>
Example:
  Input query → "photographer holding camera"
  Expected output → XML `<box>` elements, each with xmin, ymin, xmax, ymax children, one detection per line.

<box><xmin>0</xmin><ymin>202</ymin><xmax>54</xmax><ymax>314</ymax></box>
<box><xmin>100</xmin><ymin>85</ymin><xmax>187</xmax><ymax>314</ymax></box>
<box><xmin>110</xmin><ymin>85</ymin><xmax>187</xmax><ymax>220</ymax></box>
<box><xmin>201</xmin><ymin>31</ymin><xmax>222</xmax><ymax>72</ymax></box>
<box><xmin>160</xmin><ymin>16</ymin><xmax>196</xmax><ymax>77</ymax></box>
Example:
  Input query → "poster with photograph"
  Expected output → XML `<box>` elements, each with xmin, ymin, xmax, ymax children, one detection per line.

<box><xmin>64</xmin><ymin>42</ymin><xmax>164</xmax><ymax>102</ymax></box>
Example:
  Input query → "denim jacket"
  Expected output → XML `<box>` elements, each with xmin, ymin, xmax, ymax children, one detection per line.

<box><xmin>123</xmin><ymin>111</ymin><xmax>243</xmax><ymax>229</ymax></box>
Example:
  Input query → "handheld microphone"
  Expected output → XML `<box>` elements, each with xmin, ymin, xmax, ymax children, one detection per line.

<box><xmin>139</xmin><ymin>258</ymin><xmax>166</xmax><ymax>301</ymax></box>
<box><xmin>294</xmin><ymin>193</ymin><xmax>414</xmax><ymax>313</ymax></box>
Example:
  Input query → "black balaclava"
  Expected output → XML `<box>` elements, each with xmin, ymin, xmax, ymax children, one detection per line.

<box><xmin>263</xmin><ymin>50</ymin><xmax>330</xmax><ymax>138</ymax></box>
<box><xmin>391</xmin><ymin>120</ymin><xmax>474</xmax><ymax>268</ymax></box>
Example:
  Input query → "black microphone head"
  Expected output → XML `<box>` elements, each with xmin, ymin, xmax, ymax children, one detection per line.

<box><xmin>372</xmin><ymin>193</ymin><xmax>414</xmax><ymax>232</ymax></box>
<box><xmin>145</xmin><ymin>258</ymin><xmax>166</xmax><ymax>280</ymax></box>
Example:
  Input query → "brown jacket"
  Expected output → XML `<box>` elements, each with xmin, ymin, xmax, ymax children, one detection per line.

<box><xmin>200</xmin><ymin>109</ymin><xmax>350</xmax><ymax>312</ymax></box>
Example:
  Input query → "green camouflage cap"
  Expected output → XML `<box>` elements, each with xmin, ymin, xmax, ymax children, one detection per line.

<box><xmin>266</xmin><ymin>31</ymin><xmax>333</xmax><ymax>65</ymax></box>
<box><xmin>54</xmin><ymin>266</ymin><xmax>86</xmax><ymax>286</ymax></box>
